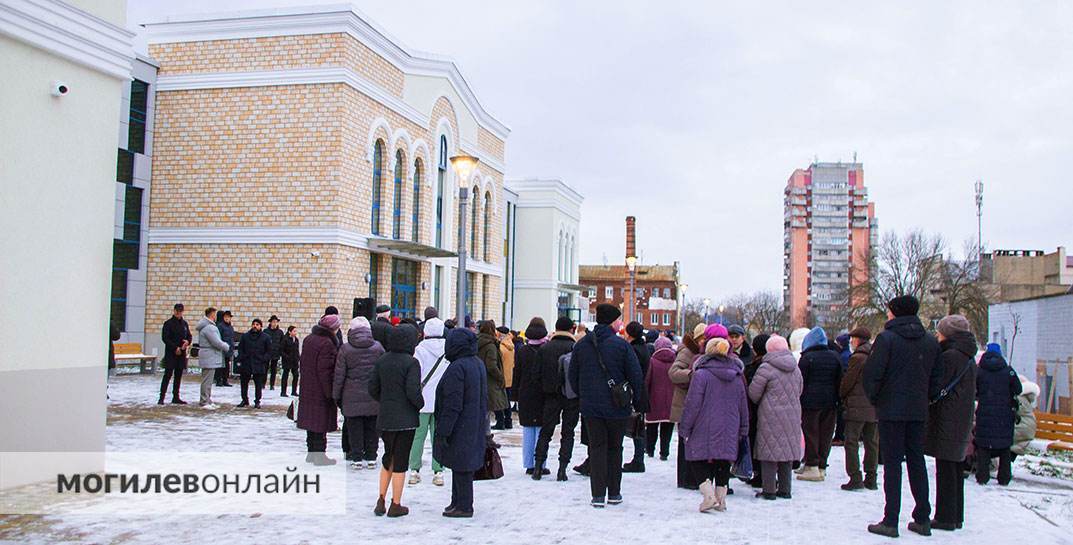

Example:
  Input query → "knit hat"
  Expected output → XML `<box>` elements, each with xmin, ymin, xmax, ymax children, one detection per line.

<box><xmin>595</xmin><ymin>303</ymin><xmax>621</xmax><ymax>325</ymax></box>
<box><xmin>937</xmin><ymin>314</ymin><xmax>971</xmax><ymax>338</ymax></box>
<box><xmin>654</xmin><ymin>336</ymin><xmax>673</xmax><ymax>351</ymax></box>
<box><xmin>986</xmin><ymin>343</ymin><xmax>1002</xmax><ymax>354</ymax></box>
<box><xmin>269</xmin><ymin>315</ymin><xmax>279</xmax><ymax>322</ymax></box>
<box><xmin>324</xmin><ymin>306</ymin><xmax>339</xmax><ymax>316</ymax></box>
<box><xmin>765</xmin><ymin>335</ymin><xmax>790</xmax><ymax>353</ymax></box>
<box><xmin>390</xmin><ymin>316</ymin><xmax>401</xmax><ymax>326</ymax></box>
<box><xmin>555</xmin><ymin>316</ymin><xmax>575</xmax><ymax>332</ymax></box>
<box><xmin>848</xmin><ymin>326</ymin><xmax>872</xmax><ymax>340</ymax></box>
<box><xmin>704</xmin><ymin>323</ymin><xmax>728</xmax><ymax>340</ymax></box>
<box><xmin>496</xmin><ymin>325</ymin><xmax>510</xmax><ymax>335</ymax></box>
<box><xmin>752</xmin><ymin>333</ymin><xmax>771</xmax><ymax>358</ymax></box>
<box><xmin>644</xmin><ymin>329</ymin><xmax>660</xmax><ymax>343</ymax></box>
<box><xmin>705</xmin><ymin>337</ymin><xmax>730</xmax><ymax>357</ymax></box>
<box><xmin>887</xmin><ymin>295</ymin><xmax>920</xmax><ymax>317</ymax></box>
<box><xmin>727</xmin><ymin>325</ymin><xmax>746</xmax><ymax>336</ymax></box>
<box><xmin>625</xmin><ymin>321</ymin><xmax>645</xmax><ymax>340</ymax></box>
<box><xmin>692</xmin><ymin>322</ymin><xmax>707</xmax><ymax>340</ymax></box>
<box><xmin>525</xmin><ymin>317</ymin><xmax>548</xmax><ymax>341</ymax></box>
<box><xmin>423</xmin><ymin>306</ymin><xmax>438</xmax><ymax>320</ymax></box>
<box><xmin>836</xmin><ymin>333</ymin><xmax>850</xmax><ymax>351</ymax></box>
<box><xmin>375</xmin><ymin>304</ymin><xmax>391</xmax><ymax>314</ymax></box>
<box><xmin>319</xmin><ymin>314</ymin><xmax>341</xmax><ymax>331</ymax></box>
<box><xmin>802</xmin><ymin>326</ymin><xmax>828</xmax><ymax>351</ymax></box>
<box><xmin>349</xmin><ymin>316</ymin><xmax>370</xmax><ymax>330</ymax></box>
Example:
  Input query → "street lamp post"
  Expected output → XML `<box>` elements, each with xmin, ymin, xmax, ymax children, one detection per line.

<box><xmin>625</xmin><ymin>255</ymin><xmax>637</xmax><ymax>324</ymax></box>
<box><xmin>718</xmin><ymin>304</ymin><xmax>726</xmax><ymax>325</ymax></box>
<box><xmin>449</xmin><ymin>154</ymin><xmax>479</xmax><ymax>324</ymax></box>
<box><xmin>679</xmin><ymin>283</ymin><xmax>688</xmax><ymax>338</ymax></box>
<box><xmin>702</xmin><ymin>297</ymin><xmax>711</xmax><ymax>324</ymax></box>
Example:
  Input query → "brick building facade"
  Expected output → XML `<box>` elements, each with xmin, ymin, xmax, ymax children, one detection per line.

<box><xmin>579</xmin><ymin>264</ymin><xmax>681</xmax><ymax>332</ymax></box>
<box><xmin>140</xmin><ymin>6</ymin><xmax>509</xmax><ymax>349</ymax></box>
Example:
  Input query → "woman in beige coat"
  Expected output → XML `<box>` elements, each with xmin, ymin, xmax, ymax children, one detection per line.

<box><xmin>670</xmin><ymin>322</ymin><xmax>706</xmax><ymax>489</ymax></box>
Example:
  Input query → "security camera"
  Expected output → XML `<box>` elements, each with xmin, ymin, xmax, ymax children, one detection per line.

<box><xmin>50</xmin><ymin>81</ymin><xmax>69</xmax><ymax>97</ymax></box>
<box><xmin>310</xmin><ymin>251</ymin><xmax>321</xmax><ymax>258</ymax></box>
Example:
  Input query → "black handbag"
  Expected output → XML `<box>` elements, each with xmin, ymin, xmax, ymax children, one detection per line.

<box><xmin>590</xmin><ymin>334</ymin><xmax>633</xmax><ymax>409</ymax></box>
<box><xmin>930</xmin><ymin>356</ymin><xmax>974</xmax><ymax>405</ymax></box>
<box><xmin>624</xmin><ymin>412</ymin><xmax>646</xmax><ymax>438</ymax></box>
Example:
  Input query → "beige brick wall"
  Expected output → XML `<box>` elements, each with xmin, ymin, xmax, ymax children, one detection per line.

<box><xmin>478</xmin><ymin>126</ymin><xmax>505</xmax><ymax>162</ymax></box>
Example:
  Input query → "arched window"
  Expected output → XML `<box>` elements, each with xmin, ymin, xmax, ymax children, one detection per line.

<box><xmin>412</xmin><ymin>158</ymin><xmax>422</xmax><ymax>243</ymax></box>
<box><xmin>392</xmin><ymin>150</ymin><xmax>404</xmax><ymax>239</ymax></box>
<box><xmin>436</xmin><ymin>136</ymin><xmax>447</xmax><ymax>248</ymax></box>
<box><xmin>557</xmin><ymin>232</ymin><xmax>564</xmax><ymax>281</ymax></box>
<box><xmin>371</xmin><ymin>140</ymin><xmax>383</xmax><ymax>235</ymax></box>
<box><xmin>483</xmin><ymin>191</ymin><xmax>491</xmax><ymax>262</ymax></box>
<box><xmin>470</xmin><ymin>185</ymin><xmax>479</xmax><ymax>256</ymax></box>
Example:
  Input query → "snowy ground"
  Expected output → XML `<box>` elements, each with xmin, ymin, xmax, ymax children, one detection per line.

<box><xmin>2</xmin><ymin>373</ymin><xmax>1072</xmax><ymax>544</ymax></box>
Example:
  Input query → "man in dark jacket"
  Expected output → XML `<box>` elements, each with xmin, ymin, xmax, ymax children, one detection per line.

<box><xmin>280</xmin><ymin>325</ymin><xmax>301</xmax><ymax>397</ymax></box>
<box><xmin>372</xmin><ymin>304</ymin><xmax>393</xmax><ymax>346</ymax></box>
<box><xmin>863</xmin><ymin>295</ymin><xmax>944</xmax><ymax>538</ymax></box>
<box><xmin>265</xmin><ymin>315</ymin><xmax>285</xmax><ymax>391</ymax></box>
<box><xmin>237</xmin><ymin>318</ymin><xmax>272</xmax><ymax>408</ymax></box>
<box><xmin>434</xmin><ymin>327</ymin><xmax>488</xmax><ymax>518</ymax></box>
<box><xmin>727</xmin><ymin>325</ymin><xmax>753</xmax><ymax>367</ymax></box>
<box><xmin>160</xmin><ymin>303</ymin><xmax>192</xmax><ymax>405</ymax></box>
<box><xmin>925</xmin><ymin>315</ymin><xmax>978</xmax><ymax>530</ymax></box>
<box><xmin>215</xmin><ymin>310</ymin><xmax>236</xmax><ymax>387</ymax></box>
<box><xmin>623</xmin><ymin>321</ymin><xmax>650</xmax><ymax>473</ymax></box>
<box><xmin>798</xmin><ymin>326</ymin><xmax>843</xmax><ymax>481</ymax></box>
<box><xmin>569</xmin><ymin>304</ymin><xmax>646</xmax><ymax>508</ymax></box>
<box><xmin>533</xmin><ymin>316</ymin><xmax>578</xmax><ymax>481</ymax></box>
<box><xmin>839</xmin><ymin>327</ymin><xmax>877</xmax><ymax>491</ymax></box>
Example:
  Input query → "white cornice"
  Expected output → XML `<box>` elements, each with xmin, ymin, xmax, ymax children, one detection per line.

<box><xmin>0</xmin><ymin>0</ymin><xmax>135</xmax><ymax>79</ymax></box>
<box><xmin>506</xmin><ymin>178</ymin><xmax>585</xmax><ymax>207</ymax></box>
<box><xmin>147</xmin><ymin>226</ymin><xmax>502</xmax><ymax>277</ymax></box>
<box><xmin>140</xmin><ymin>4</ymin><xmax>510</xmax><ymax>140</ymax></box>
<box><xmin>155</xmin><ymin>67</ymin><xmax>506</xmax><ymax>175</ymax></box>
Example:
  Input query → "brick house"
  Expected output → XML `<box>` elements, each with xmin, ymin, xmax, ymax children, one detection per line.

<box><xmin>579</xmin><ymin>264</ymin><xmax>681</xmax><ymax>332</ymax></box>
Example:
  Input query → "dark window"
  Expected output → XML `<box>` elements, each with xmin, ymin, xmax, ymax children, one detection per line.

<box><xmin>110</xmin><ymin>269</ymin><xmax>128</xmax><ymax>330</ymax></box>
<box><xmin>436</xmin><ymin>136</ymin><xmax>446</xmax><ymax>248</ymax></box>
<box><xmin>371</xmin><ymin>141</ymin><xmax>383</xmax><ymax>235</ymax></box>
<box><xmin>113</xmin><ymin>240</ymin><xmax>139</xmax><ymax>270</ymax></box>
<box><xmin>483</xmin><ymin>191</ymin><xmax>491</xmax><ymax>262</ymax></box>
<box><xmin>470</xmin><ymin>186</ymin><xmax>479</xmax><ymax>256</ymax></box>
<box><xmin>127</xmin><ymin>80</ymin><xmax>148</xmax><ymax>154</ymax></box>
<box><xmin>116</xmin><ymin>148</ymin><xmax>133</xmax><ymax>184</ymax></box>
<box><xmin>412</xmin><ymin>159</ymin><xmax>422</xmax><ymax>243</ymax></box>
<box><xmin>392</xmin><ymin>150</ymin><xmax>403</xmax><ymax>239</ymax></box>
<box><xmin>369</xmin><ymin>253</ymin><xmax>380</xmax><ymax>300</ymax></box>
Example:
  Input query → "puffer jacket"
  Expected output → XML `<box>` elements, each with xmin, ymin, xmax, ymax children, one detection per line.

<box><xmin>478</xmin><ymin>332</ymin><xmax>509</xmax><ymax>412</ymax></box>
<box><xmin>799</xmin><ymin>344</ymin><xmax>843</xmax><ymax>411</ymax></box>
<box><xmin>1012</xmin><ymin>379</ymin><xmax>1040</xmax><ymax>455</ymax></box>
<box><xmin>863</xmin><ymin>315</ymin><xmax>944</xmax><ymax>422</ymax></box>
<box><xmin>433</xmin><ymin>328</ymin><xmax>488</xmax><ymax>472</ymax></box>
<box><xmin>195</xmin><ymin>317</ymin><xmax>230</xmax><ymax>369</ymax></box>
<box><xmin>668</xmin><ymin>344</ymin><xmax>698</xmax><ymax>423</ymax></box>
<box><xmin>332</xmin><ymin>326</ymin><xmax>384</xmax><ymax>417</ymax></box>
<box><xmin>748</xmin><ymin>349</ymin><xmax>804</xmax><ymax>462</ymax></box>
<box><xmin>924</xmin><ymin>331</ymin><xmax>977</xmax><ymax>461</ymax></box>
<box><xmin>568</xmin><ymin>324</ymin><xmax>646</xmax><ymax>419</ymax></box>
<box><xmin>369</xmin><ymin>324</ymin><xmax>424</xmax><ymax>431</ymax></box>
<box><xmin>680</xmin><ymin>354</ymin><xmax>749</xmax><ymax>462</ymax></box>
<box><xmin>645</xmin><ymin>346</ymin><xmax>676</xmax><ymax>423</ymax></box>
<box><xmin>839</xmin><ymin>342</ymin><xmax>876</xmax><ymax>422</ymax></box>
<box><xmin>414</xmin><ymin>318</ymin><xmax>447</xmax><ymax>414</ymax></box>
<box><xmin>974</xmin><ymin>351</ymin><xmax>1022</xmax><ymax>450</ymax></box>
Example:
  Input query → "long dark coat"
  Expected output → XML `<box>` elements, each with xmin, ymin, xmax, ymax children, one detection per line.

<box><xmin>799</xmin><ymin>344</ymin><xmax>843</xmax><ymax>410</ymax></box>
<box><xmin>161</xmin><ymin>315</ymin><xmax>191</xmax><ymax>370</ymax></box>
<box><xmin>478</xmin><ymin>332</ymin><xmax>509</xmax><ymax>412</ymax></box>
<box><xmin>924</xmin><ymin>331</ymin><xmax>978</xmax><ymax>460</ymax></box>
<box><xmin>513</xmin><ymin>342</ymin><xmax>545</xmax><ymax>426</ymax></box>
<box><xmin>237</xmin><ymin>328</ymin><xmax>272</xmax><ymax>375</ymax></box>
<box><xmin>296</xmin><ymin>325</ymin><xmax>340</xmax><ymax>433</ymax></box>
<box><xmin>434</xmin><ymin>328</ymin><xmax>488</xmax><ymax>472</ymax></box>
<box><xmin>974</xmin><ymin>351</ymin><xmax>1022</xmax><ymax>450</ymax></box>
<box><xmin>863</xmin><ymin>315</ymin><xmax>944</xmax><ymax>422</ymax></box>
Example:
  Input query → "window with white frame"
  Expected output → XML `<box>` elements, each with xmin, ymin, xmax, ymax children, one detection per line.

<box><xmin>663</xmin><ymin>287</ymin><xmax>671</xmax><ymax>298</ymax></box>
<box><xmin>663</xmin><ymin>313</ymin><xmax>670</xmax><ymax>326</ymax></box>
<box><xmin>604</xmin><ymin>286</ymin><xmax>613</xmax><ymax>299</ymax></box>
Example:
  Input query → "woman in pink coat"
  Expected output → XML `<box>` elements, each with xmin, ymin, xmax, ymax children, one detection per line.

<box><xmin>747</xmin><ymin>335</ymin><xmax>804</xmax><ymax>500</ymax></box>
<box><xmin>645</xmin><ymin>336</ymin><xmax>676</xmax><ymax>460</ymax></box>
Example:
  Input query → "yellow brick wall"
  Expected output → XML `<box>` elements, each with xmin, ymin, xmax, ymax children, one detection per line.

<box><xmin>478</xmin><ymin>126</ymin><xmax>505</xmax><ymax>162</ymax></box>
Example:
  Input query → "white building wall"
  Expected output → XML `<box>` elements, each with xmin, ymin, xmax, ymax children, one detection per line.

<box><xmin>989</xmin><ymin>294</ymin><xmax>1073</xmax><ymax>414</ymax></box>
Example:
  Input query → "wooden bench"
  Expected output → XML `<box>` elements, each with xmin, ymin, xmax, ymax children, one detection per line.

<box><xmin>114</xmin><ymin>343</ymin><xmax>159</xmax><ymax>374</ymax></box>
<box><xmin>1035</xmin><ymin>412</ymin><xmax>1073</xmax><ymax>452</ymax></box>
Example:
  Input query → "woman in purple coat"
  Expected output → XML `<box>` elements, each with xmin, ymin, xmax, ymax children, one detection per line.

<box><xmin>679</xmin><ymin>337</ymin><xmax>749</xmax><ymax>513</ymax></box>
<box><xmin>297</xmin><ymin>314</ymin><xmax>342</xmax><ymax>465</ymax></box>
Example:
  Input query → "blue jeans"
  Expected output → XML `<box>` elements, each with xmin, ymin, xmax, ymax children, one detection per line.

<box><xmin>522</xmin><ymin>426</ymin><xmax>544</xmax><ymax>470</ymax></box>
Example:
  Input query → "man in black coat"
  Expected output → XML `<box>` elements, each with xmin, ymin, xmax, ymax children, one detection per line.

<box><xmin>533</xmin><ymin>316</ymin><xmax>579</xmax><ymax>481</ymax></box>
<box><xmin>863</xmin><ymin>295</ymin><xmax>944</xmax><ymax>538</ymax></box>
<box><xmin>215</xmin><ymin>311</ymin><xmax>236</xmax><ymax>387</ymax></box>
<box><xmin>159</xmin><ymin>303</ymin><xmax>192</xmax><ymax>405</ymax></box>
<box><xmin>372</xmin><ymin>304</ymin><xmax>393</xmax><ymax>346</ymax></box>
<box><xmin>265</xmin><ymin>315</ymin><xmax>285</xmax><ymax>391</ymax></box>
<box><xmin>237</xmin><ymin>318</ymin><xmax>273</xmax><ymax>408</ymax></box>
<box><xmin>623</xmin><ymin>321</ymin><xmax>650</xmax><ymax>473</ymax></box>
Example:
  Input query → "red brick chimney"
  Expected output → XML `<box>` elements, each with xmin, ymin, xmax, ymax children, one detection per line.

<box><xmin>625</xmin><ymin>216</ymin><xmax>636</xmax><ymax>259</ymax></box>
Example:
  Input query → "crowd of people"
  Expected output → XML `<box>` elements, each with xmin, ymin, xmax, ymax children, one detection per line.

<box><xmin>143</xmin><ymin>294</ymin><xmax>1039</xmax><ymax>535</ymax></box>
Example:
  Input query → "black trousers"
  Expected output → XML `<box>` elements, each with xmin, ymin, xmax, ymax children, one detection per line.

<box><xmin>834</xmin><ymin>407</ymin><xmax>846</xmax><ymax>442</ymax></box>
<box><xmin>645</xmin><ymin>422</ymin><xmax>674</xmax><ymax>458</ymax></box>
<box><xmin>629</xmin><ymin>416</ymin><xmax>647</xmax><ymax>463</ymax></box>
<box><xmin>281</xmin><ymin>366</ymin><xmax>298</xmax><ymax>394</ymax></box>
<box><xmin>159</xmin><ymin>364</ymin><xmax>184</xmax><ymax>399</ymax></box>
<box><xmin>690</xmin><ymin>460</ymin><xmax>731</xmax><ymax>487</ymax></box>
<box><xmin>451</xmin><ymin>470</ymin><xmax>475</xmax><ymax>512</ymax></box>
<box><xmin>215</xmin><ymin>355</ymin><xmax>232</xmax><ymax>385</ymax></box>
<box><xmin>802</xmin><ymin>408</ymin><xmax>837</xmax><ymax>468</ymax></box>
<box><xmin>535</xmin><ymin>396</ymin><xmax>581</xmax><ymax>466</ymax></box>
<box><xmin>586</xmin><ymin>417</ymin><xmax>627</xmax><ymax>499</ymax></box>
<box><xmin>268</xmin><ymin>357</ymin><xmax>280</xmax><ymax>388</ymax></box>
<box><xmin>307</xmin><ymin>431</ymin><xmax>326</xmax><ymax>452</ymax></box>
<box><xmin>975</xmin><ymin>446</ymin><xmax>1012</xmax><ymax>485</ymax></box>
<box><xmin>677</xmin><ymin>439</ymin><xmax>699</xmax><ymax>489</ymax></box>
<box><xmin>879</xmin><ymin>420</ymin><xmax>931</xmax><ymax>526</ymax></box>
<box><xmin>345</xmin><ymin>415</ymin><xmax>379</xmax><ymax>461</ymax></box>
<box><xmin>935</xmin><ymin>458</ymin><xmax>966</xmax><ymax>525</ymax></box>
<box><xmin>240</xmin><ymin>372</ymin><xmax>266</xmax><ymax>403</ymax></box>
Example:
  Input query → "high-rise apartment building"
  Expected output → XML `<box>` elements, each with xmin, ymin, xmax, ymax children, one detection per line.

<box><xmin>784</xmin><ymin>162</ymin><xmax>878</xmax><ymax>328</ymax></box>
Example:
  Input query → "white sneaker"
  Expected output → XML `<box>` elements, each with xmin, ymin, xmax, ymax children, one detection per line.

<box><xmin>408</xmin><ymin>471</ymin><xmax>421</xmax><ymax>485</ymax></box>
<box><xmin>200</xmin><ymin>403</ymin><xmax>217</xmax><ymax>410</ymax></box>
<box><xmin>366</xmin><ymin>460</ymin><xmax>377</xmax><ymax>470</ymax></box>
<box><xmin>432</xmin><ymin>472</ymin><xmax>444</xmax><ymax>486</ymax></box>
<box><xmin>350</xmin><ymin>461</ymin><xmax>363</xmax><ymax>470</ymax></box>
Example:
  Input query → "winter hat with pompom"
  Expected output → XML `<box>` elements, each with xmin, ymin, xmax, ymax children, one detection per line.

<box><xmin>654</xmin><ymin>336</ymin><xmax>673</xmax><ymax>352</ymax></box>
<box><xmin>704</xmin><ymin>323</ymin><xmax>728</xmax><ymax>340</ymax></box>
<box><xmin>349</xmin><ymin>316</ymin><xmax>370</xmax><ymax>331</ymax></box>
<box><xmin>319</xmin><ymin>314</ymin><xmax>341</xmax><ymax>331</ymax></box>
<box><xmin>766</xmin><ymin>335</ymin><xmax>790</xmax><ymax>353</ymax></box>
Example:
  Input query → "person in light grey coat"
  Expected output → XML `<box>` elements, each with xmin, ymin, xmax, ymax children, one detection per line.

<box><xmin>196</xmin><ymin>308</ymin><xmax>231</xmax><ymax>407</ymax></box>
<box><xmin>333</xmin><ymin>317</ymin><xmax>385</xmax><ymax>465</ymax></box>
<box><xmin>747</xmin><ymin>335</ymin><xmax>803</xmax><ymax>499</ymax></box>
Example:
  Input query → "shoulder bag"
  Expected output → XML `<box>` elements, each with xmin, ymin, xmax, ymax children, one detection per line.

<box><xmin>590</xmin><ymin>333</ymin><xmax>633</xmax><ymax>409</ymax></box>
<box><xmin>422</xmin><ymin>355</ymin><xmax>446</xmax><ymax>388</ymax></box>
<box><xmin>929</xmin><ymin>355</ymin><xmax>974</xmax><ymax>405</ymax></box>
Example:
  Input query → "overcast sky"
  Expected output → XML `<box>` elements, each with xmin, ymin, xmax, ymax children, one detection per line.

<box><xmin>128</xmin><ymin>1</ymin><xmax>1073</xmax><ymax>302</ymax></box>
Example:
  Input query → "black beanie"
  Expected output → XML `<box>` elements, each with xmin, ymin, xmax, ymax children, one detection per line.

<box><xmin>555</xmin><ymin>316</ymin><xmax>574</xmax><ymax>332</ymax></box>
<box><xmin>644</xmin><ymin>330</ymin><xmax>659</xmax><ymax>343</ymax></box>
<box><xmin>595</xmin><ymin>303</ymin><xmax>621</xmax><ymax>325</ymax></box>
<box><xmin>625</xmin><ymin>321</ymin><xmax>644</xmax><ymax>340</ymax></box>
<box><xmin>887</xmin><ymin>295</ymin><xmax>920</xmax><ymax>317</ymax></box>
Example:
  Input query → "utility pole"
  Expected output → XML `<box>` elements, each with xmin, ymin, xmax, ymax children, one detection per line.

<box><xmin>974</xmin><ymin>180</ymin><xmax>984</xmax><ymax>255</ymax></box>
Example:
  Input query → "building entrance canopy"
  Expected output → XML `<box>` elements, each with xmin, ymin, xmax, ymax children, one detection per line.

<box><xmin>368</xmin><ymin>237</ymin><xmax>458</xmax><ymax>259</ymax></box>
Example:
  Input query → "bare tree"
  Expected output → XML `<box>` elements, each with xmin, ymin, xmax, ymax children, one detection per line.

<box><xmin>935</xmin><ymin>239</ymin><xmax>994</xmax><ymax>344</ymax></box>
